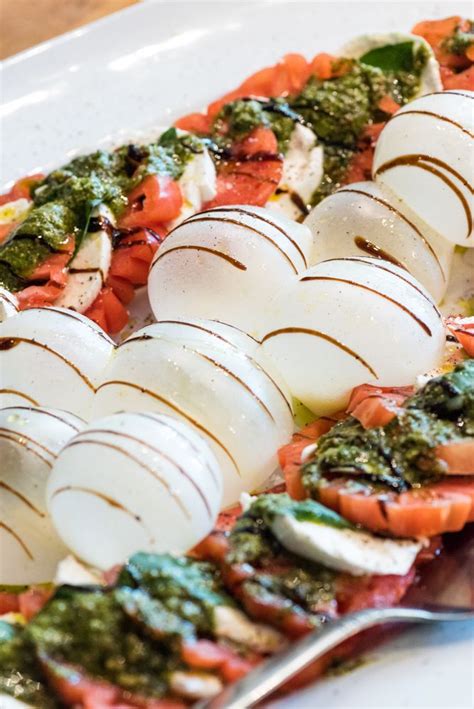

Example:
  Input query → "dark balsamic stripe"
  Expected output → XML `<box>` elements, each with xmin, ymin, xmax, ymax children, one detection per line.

<box><xmin>299</xmin><ymin>276</ymin><xmax>433</xmax><ymax>335</ymax></box>
<box><xmin>0</xmin><ymin>522</ymin><xmax>33</xmax><ymax>560</ymax></box>
<box><xmin>152</xmin><ymin>245</ymin><xmax>247</xmax><ymax>272</ymax></box>
<box><xmin>261</xmin><ymin>327</ymin><xmax>377</xmax><ymax>378</ymax></box>
<box><xmin>0</xmin><ymin>481</ymin><xmax>44</xmax><ymax>517</ymax></box>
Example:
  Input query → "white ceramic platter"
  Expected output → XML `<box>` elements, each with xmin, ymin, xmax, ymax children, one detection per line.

<box><xmin>1</xmin><ymin>1</ymin><xmax>473</xmax><ymax>707</ymax></box>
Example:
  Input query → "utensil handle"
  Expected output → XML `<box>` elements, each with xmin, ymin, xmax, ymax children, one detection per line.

<box><xmin>198</xmin><ymin>606</ymin><xmax>470</xmax><ymax>709</ymax></box>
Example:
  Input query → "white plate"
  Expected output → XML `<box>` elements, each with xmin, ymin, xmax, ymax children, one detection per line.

<box><xmin>1</xmin><ymin>1</ymin><xmax>473</xmax><ymax>707</ymax></box>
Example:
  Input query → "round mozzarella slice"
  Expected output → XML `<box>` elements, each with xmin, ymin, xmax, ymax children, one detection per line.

<box><xmin>259</xmin><ymin>256</ymin><xmax>445</xmax><ymax>414</ymax></box>
<box><xmin>148</xmin><ymin>206</ymin><xmax>313</xmax><ymax>339</ymax></box>
<box><xmin>341</xmin><ymin>32</ymin><xmax>442</xmax><ymax>97</ymax></box>
<box><xmin>0</xmin><ymin>405</ymin><xmax>84</xmax><ymax>584</ymax></box>
<box><xmin>305</xmin><ymin>181</ymin><xmax>453</xmax><ymax>302</ymax></box>
<box><xmin>373</xmin><ymin>90</ymin><xmax>474</xmax><ymax>246</ymax></box>
<box><xmin>54</xmin><ymin>207</ymin><xmax>113</xmax><ymax>313</ymax></box>
<box><xmin>47</xmin><ymin>411</ymin><xmax>222</xmax><ymax>569</ymax></box>
<box><xmin>0</xmin><ymin>287</ymin><xmax>19</xmax><ymax>321</ymax></box>
<box><xmin>93</xmin><ymin>319</ymin><xmax>294</xmax><ymax>506</ymax></box>
<box><xmin>0</xmin><ymin>307</ymin><xmax>114</xmax><ymax>419</ymax></box>
<box><xmin>267</xmin><ymin>124</ymin><xmax>324</xmax><ymax>221</ymax></box>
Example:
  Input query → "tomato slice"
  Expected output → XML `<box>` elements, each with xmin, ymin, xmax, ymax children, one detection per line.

<box><xmin>442</xmin><ymin>65</ymin><xmax>474</xmax><ymax>90</ymax></box>
<box><xmin>110</xmin><ymin>251</ymin><xmax>150</xmax><ymax>286</ymax></box>
<box><xmin>347</xmin><ymin>384</ymin><xmax>413</xmax><ymax>429</ymax></box>
<box><xmin>412</xmin><ymin>17</ymin><xmax>472</xmax><ymax>70</ymax></box>
<box><xmin>19</xmin><ymin>586</ymin><xmax>53</xmax><ymax>621</ymax></box>
<box><xmin>174</xmin><ymin>112</ymin><xmax>214</xmax><ymax>134</ymax></box>
<box><xmin>119</xmin><ymin>175</ymin><xmax>183</xmax><ymax>229</ymax></box>
<box><xmin>84</xmin><ymin>286</ymin><xmax>129</xmax><ymax>335</ymax></box>
<box><xmin>315</xmin><ymin>478</ymin><xmax>473</xmax><ymax>538</ymax></box>
<box><xmin>435</xmin><ymin>440</ymin><xmax>474</xmax><ymax>475</ymax></box>
<box><xmin>336</xmin><ymin>568</ymin><xmax>416</xmax><ymax>614</ymax></box>
<box><xmin>0</xmin><ymin>173</ymin><xmax>44</xmax><ymax>206</ymax></box>
<box><xmin>105</xmin><ymin>274</ymin><xmax>135</xmax><ymax>305</ymax></box>
<box><xmin>205</xmin><ymin>127</ymin><xmax>283</xmax><ymax>209</ymax></box>
<box><xmin>17</xmin><ymin>283</ymin><xmax>64</xmax><ymax>309</ymax></box>
<box><xmin>446</xmin><ymin>316</ymin><xmax>474</xmax><ymax>356</ymax></box>
<box><xmin>0</xmin><ymin>222</ymin><xmax>18</xmax><ymax>244</ymax></box>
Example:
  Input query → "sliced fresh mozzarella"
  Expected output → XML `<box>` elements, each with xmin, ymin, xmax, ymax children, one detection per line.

<box><xmin>168</xmin><ymin>147</ymin><xmax>217</xmax><ymax>228</ymax></box>
<box><xmin>54</xmin><ymin>555</ymin><xmax>103</xmax><ymax>586</ymax></box>
<box><xmin>341</xmin><ymin>32</ymin><xmax>442</xmax><ymax>97</ymax></box>
<box><xmin>259</xmin><ymin>256</ymin><xmax>445</xmax><ymax>414</ymax></box>
<box><xmin>169</xmin><ymin>671</ymin><xmax>223</xmax><ymax>700</ymax></box>
<box><xmin>0</xmin><ymin>405</ymin><xmax>84</xmax><ymax>584</ymax></box>
<box><xmin>0</xmin><ymin>198</ymin><xmax>31</xmax><ymax>225</ymax></box>
<box><xmin>0</xmin><ymin>287</ymin><xmax>19</xmax><ymax>321</ymax></box>
<box><xmin>271</xmin><ymin>512</ymin><xmax>422</xmax><ymax>576</ymax></box>
<box><xmin>0</xmin><ymin>306</ymin><xmax>114</xmax><ymax>418</ymax></box>
<box><xmin>214</xmin><ymin>605</ymin><xmax>284</xmax><ymax>653</ymax></box>
<box><xmin>148</xmin><ymin>205</ymin><xmax>313</xmax><ymax>339</ymax></box>
<box><xmin>47</xmin><ymin>411</ymin><xmax>222</xmax><ymax>569</ymax></box>
<box><xmin>267</xmin><ymin>124</ymin><xmax>324</xmax><ymax>220</ymax></box>
<box><xmin>54</xmin><ymin>205</ymin><xmax>113</xmax><ymax>313</ymax></box>
<box><xmin>93</xmin><ymin>319</ymin><xmax>293</xmax><ymax>506</ymax></box>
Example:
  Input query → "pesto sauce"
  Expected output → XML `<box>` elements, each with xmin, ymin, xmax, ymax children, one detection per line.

<box><xmin>0</xmin><ymin>622</ymin><xmax>56</xmax><ymax>708</ymax></box>
<box><xmin>302</xmin><ymin>360</ymin><xmax>474</xmax><ymax>495</ymax></box>
<box><xmin>228</xmin><ymin>495</ymin><xmax>337</xmax><ymax>621</ymax></box>
<box><xmin>27</xmin><ymin>587</ymin><xmax>177</xmax><ymax>698</ymax></box>
<box><xmin>442</xmin><ymin>22</ymin><xmax>474</xmax><ymax>56</ymax></box>
<box><xmin>244</xmin><ymin>494</ymin><xmax>353</xmax><ymax>529</ymax></box>
<box><xmin>0</xmin><ymin>129</ymin><xmax>202</xmax><ymax>289</ymax></box>
<box><xmin>117</xmin><ymin>552</ymin><xmax>235</xmax><ymax>634</ymax></box>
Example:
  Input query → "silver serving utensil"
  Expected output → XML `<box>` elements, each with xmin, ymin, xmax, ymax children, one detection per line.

<box><xmin>197</xmin><ymin>526</ymin><xmax>474</xmax><ymax>709</ymax></box>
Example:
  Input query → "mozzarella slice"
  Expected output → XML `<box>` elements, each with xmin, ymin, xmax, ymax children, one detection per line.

<box><xmin>47</xmin><ymin>411</ymin><xmax>222</xmax><ymax>569</ymax></box>
<box><xmin>0</xmin><ymin>198</ymin><xmax>31</xmax><ymax>225</ymax></box>
<box><xmin>54</xmin><ymin>555</ymin><xmax>103</xmax><ymax>586</ymax></box>
<box><xmin>168</xmin><ymin>147</ymin><xmax>217</xmax><ymax>228</ymax></box>
<box><xmin>169</xmin><ymin>672</ymin><xmax>223</xmax><ymax>700</ymax></box>
<box><xmin>373</xmin><ymin>91</ymin><xmax>474</xmax><ymax>246</ymax></box>
<box><xmin>92</xmin><ymin>319</ymin><xmax>294</xmax><ymax>507</ymax></box>
<box><xmin>54</xmin><ymin>206</ymin><xmax>113</xmax><ymax>313</ymax></box>
<box><xmin>148</xmin><ymin>205</ymin><xmax>313</xmax><ymax>339</ymax></box>
<box><xmin>0</xmin><ymin>306</ymin><xmax>114</xmax><ymax>419</ymax></box>
<box><xmin>0</xmin><ymin>287</ymin><xmax>19</xmax><ymax>321</ymax></box>
<box><xmin>0</xmin><ymin>405</ymin><xmax>84</xmax><ymax>584</ymax></box>
<box><xmin>305</xmin><ymin>180</ymin><xmax>453</xmax><ymax>302</ymax></box>
<box><xmin>214</xmin><ymin>606</ymin><xmax>284</xmax><ymax>653</ymax></box>
<box><xmin>259</xmin><ymin>256</ymin><xmax>445</xmax><ymax>414</ymax></box>
<box><xmin>267</xmin><ymin>124</ymin><xmax>324</xmax><ymax>221</ymax></box>
<box><xmin>341</xmin><ymin>32</ymin><xmax>442</xmax><ymax>97</ymax></box>
<box><xmin>271</xmin><ymin>514</ymin><xmax>422</xmax><ymax>576</ymax></box>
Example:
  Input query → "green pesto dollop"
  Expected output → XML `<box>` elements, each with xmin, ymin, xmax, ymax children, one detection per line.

<box><xmin>359</xmin><ymin>41</ymin><xmax>431</xmax><ymax>103</ymax></box>
<box><xmin>14</xmin><ymin>202</ymin><xmax>77</xmax><ymax>248</ymax></box>
<box><xmin>27</xmin><ymin>586</ymin><xmax>177</xmax><ymax>698</ymax></box>
<box><xmin>117</xmin><ymin>552</ymin><xmax>234</xmax><ymax>634</ymax></box>
<box><xmin>244</xmin><ymin>493</ymin><xmax>353</xmax><ymax>530</ymax></box>
<box><xmin>301</xmin><ymin>360</ymin><xmax>474</xmax><ymax>496</ymax></box>
<box><xmin>0</xmin><ymin>622</ymin><xmax>56</xmax><ymax>708</ymax></box>
<box><xmin>441</xmin><ymin>21</ymin><xmax>474</xmax><ymax>56</ymax></box>
<box><xmin>228</xmin><ymin>496</ymin><xmax>336</xmax><ymax>620</ymax></box>
<box><xmin>214</xmin><ymin>99</ymin><xmax>296</xmax><ymax>152</ymax></box>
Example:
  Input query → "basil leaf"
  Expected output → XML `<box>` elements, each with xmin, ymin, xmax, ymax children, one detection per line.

<box><xmin>360</xmin><ymin>41</ymin><xmax>415</xmax><ymax>72</ymax></box>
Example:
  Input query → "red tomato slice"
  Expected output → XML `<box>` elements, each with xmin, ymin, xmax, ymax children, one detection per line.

<box><xmin>435</xmin><ymin>440</ymin><xmax>474</xmax><ymax>474</ymax></box>
<box><xmin>377</xmin><ymin>95</ymin><xmax>401</xmax><ymax>115</ymax></box>
<box><xmin>336</xmin><ymin>568</ymin><xmax>416</xmax><ymax>614</ymax></box>
<box><xmin>106</xmin><ymin>274</ymin><xmax>135</xmax><ymax>305</ymax></box>
<box><xmin>0</xmin><ymin>591</ymin><xmax>20</xmax><ymax>614</ymax></box>
<box><xmin>443</xmin><ymin>65</ymin><xmax>474</xmax><ymax>90</ymax></box>
<box><xmin>314</xmin><ymin>478</ymin><xmax>472</xmax><ymax>538</ymax></box>
<box><xmin>174</xmin><ymin>112</ymin><xmax>214</xmax><ymax>134</ymax></box>
<box><xmin>0</xmin><ymin>173</ymin><xmax>44</xmax><ymax>206</ymax></box>
<box><xmin>431</xmin><ymin>478</ymin><xmax>474</xmax><ymax>521</ymax></box>
<box><xmin>446</xmin><ymin>316</ymin><xmax>474</xmax><ymax>356</ymax></box>
<box><xmin>18</xmin><ymin>586</ymin><xmax>53</xmax><ymax>621</ymax></box>
<box><xmin>110</xmin><ymin>251</ymin><xmax>150</xmax><ymax>286</ymax></box>
<box><xmin>17</xmin><ymin>283</ymin><xmax>64</xmax><ymax>309</ymax></box>
<box><xmin>412</xmin><ymin>17</ymin><xmax>472</xmax><ymax>70</ymax></box>
<box><xmin>119</xmin><ymin>175</ymin><xmax>183</xmax><ymax>229</ymax></box>
<box><xmin>0</xmin><ymin>222</ymin><xmax>18</xmax><ymax>243</ymax></box>
<box><xmin>205</xmin><ymin>127</ymin><xmax>282</xmax><ymax>209</ymax></box>
<box><xmin>347</xmin><ymin>384</ymin><xmax>413</xmax><ymax>429</ymax></box>
<box><xmin>27</xmin><ymin>252</ymin><xmax>71</xmax><ymax>287</ymax></box>
<box><xmin>85</xmin><ymin>286</ymin><xmax>129</xmax><ymax>335</ymax></box>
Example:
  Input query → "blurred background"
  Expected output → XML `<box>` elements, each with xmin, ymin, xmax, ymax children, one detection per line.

<box><xmin>1</xmin><ymin>0</ymin><xmax>139</xmax><ymax>58</ymax></box>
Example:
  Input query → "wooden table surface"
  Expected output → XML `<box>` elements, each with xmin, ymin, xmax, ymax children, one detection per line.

<box><xmin>1</xmin><ymin>0</ymin><xmax>139</xmax><ymax>59</ymax></box>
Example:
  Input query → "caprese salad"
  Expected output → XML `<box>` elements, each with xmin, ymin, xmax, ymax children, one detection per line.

<box><xmin>0</xmin><ymin>13</ymin><xmax>473</xmax><ymax>709</ymax></box>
